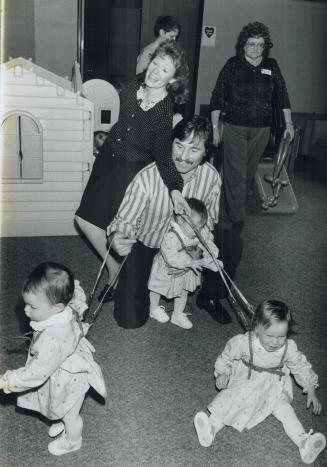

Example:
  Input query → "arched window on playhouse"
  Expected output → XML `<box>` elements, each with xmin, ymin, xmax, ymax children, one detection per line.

<box><xmin>1</xmin><ymin>111</ymin><xmax>43</xmax><ymax>182</ymax></box>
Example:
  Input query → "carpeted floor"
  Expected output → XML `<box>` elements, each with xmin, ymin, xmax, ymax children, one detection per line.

<box><xmin>0</xmin><ymin>159</ymin><xmax>326</xmax><ymax>466</ymax></box>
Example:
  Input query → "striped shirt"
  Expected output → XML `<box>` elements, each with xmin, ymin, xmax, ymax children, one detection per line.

<box><xmin>107</xmin><ymin>161</ymin><xmax>221</xmax><ymax>248</ymax></box>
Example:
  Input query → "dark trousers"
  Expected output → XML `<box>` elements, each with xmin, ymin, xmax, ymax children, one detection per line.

<box><xmin>223</xmin><ymin>123</ymin><xmax>270</xmax><ymax>223</ymax></box>
<box><xmin>200</xmin><ymin>226</ymin><xmax>243</xmax><ymax>301</ymax></box>
<box><xmin>114</xmin><ymin>241</ymin><xmax>157</xmax><ymax>329</ymax></box>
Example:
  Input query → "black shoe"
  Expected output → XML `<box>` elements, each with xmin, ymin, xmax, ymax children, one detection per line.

<box><xmin>232</xmin><ymin>221</ymin><xmax>244</xmax><ymax>234</ymax></box>
<box><xmin>196</xmin><ymin>294</ymin><xmax>232</xmax><ymax>324</ymax></box>
<box><xmin>98</xmin><ymin>284</ymin><xmax>115</xmax><ymax>303</ymax></box>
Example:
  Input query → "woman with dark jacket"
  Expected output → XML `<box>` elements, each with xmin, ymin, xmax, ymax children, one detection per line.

<box><xmin>210</xmin><ymin>22</ymin><xmax>294</xmax><ymax>232</ymax></box>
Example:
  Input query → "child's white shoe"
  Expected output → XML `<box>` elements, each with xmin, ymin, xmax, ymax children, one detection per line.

<box><xmin>48</xmin><ymin>432</ymin><xmax>82</xmax><ymax>456</ymax></box>
<box><xmin>149</xmin><ymin>305</ymin><xmax>169</xmax><ymax>323</ymax></box>
<box><xmin>299</xmin><ymin>430</ymin><xmax>326</xmax><ymax>464</ymax></box>
<box><xmin>194</xmin><ymin>411</ymin><xmax>214</xmax><ymax>447</ymax></box>
<box><xmin>48</xmin><ymin>421</ymin><xmax>64</xmax><ymax>437</ymax></box>
<box><xmin>171</xmin><ymin>310</ymin><xmax>193</xmax><ymax>329</ymax></box>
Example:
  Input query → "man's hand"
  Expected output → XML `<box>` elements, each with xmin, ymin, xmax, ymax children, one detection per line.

<box><xmin>111</xmin><ymin>232</ymin><xmax>136</xmax><ymax>257</ymax></box>
<box><xmin>171</xmin><ymin>191</ymin><xmax>191</xmax><ymax>216</ymax></box>
<box><xmin>306</xmin><ymin>388</ymin><xmax>322</xmax><ymax>415</ymax></box>
<box><xmin>216</xmin><ymin>373</ymin><xmax>229</xmax><ymax>390</ymax></box>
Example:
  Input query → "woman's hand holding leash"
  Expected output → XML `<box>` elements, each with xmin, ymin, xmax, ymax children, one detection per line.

<box><xmin>171</xmin><ymin>191</ymin><xmax>191</xmax><ymax>216</ymax></box>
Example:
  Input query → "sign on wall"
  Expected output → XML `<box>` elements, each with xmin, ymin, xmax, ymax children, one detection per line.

<box><xmin>201</xmin><ymin>25</ymin><xmax>216</xmax><ymax>47</ymax></box>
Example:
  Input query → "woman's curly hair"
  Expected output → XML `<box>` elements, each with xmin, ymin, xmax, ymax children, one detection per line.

<box><xmin>150</xmin><ymin>41</ymin><xmax>189</xmax><ymax>104</ymax></box>
<box><xmin>236</xmin><ymin>22</ymin><xmax>273</xmax><ymax>58</ymax></box>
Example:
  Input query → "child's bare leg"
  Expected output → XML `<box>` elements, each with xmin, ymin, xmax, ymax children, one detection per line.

<box><xmin>171</xmin><ymin>291</ymin><xmax>192</xmax><ymax>329</ymax></box>
<box><xmin>63</xmin><ymin>395</ymin><xmax>85</xmax><ymax>441</ymax></box>
<box><xmin>149</xmin><ymin>291</ymin><xmax>169</xmax><ymax>323</ymax></box>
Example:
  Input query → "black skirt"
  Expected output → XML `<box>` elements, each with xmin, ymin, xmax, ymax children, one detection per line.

<box><xmin>76</xmin><ymin>142</ymin><xmax>150</xmax><ymax>230</ymax></box>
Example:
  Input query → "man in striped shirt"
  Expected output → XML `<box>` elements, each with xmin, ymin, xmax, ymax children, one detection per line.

<box><xmin>107</xmin><ymin>116</ymin><xmax>243</xmax><ymax>329</ymax></box>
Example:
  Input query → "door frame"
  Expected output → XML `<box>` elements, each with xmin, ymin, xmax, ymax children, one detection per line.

<box><xmin>77</xmin><ymin>0</ymin><xmax>85</xmax><ymax>80</ymax></box>
<box><xmin>189</xmin><ymin>0</ymin><xmax>204</xmax><ymax>115</ymax></box>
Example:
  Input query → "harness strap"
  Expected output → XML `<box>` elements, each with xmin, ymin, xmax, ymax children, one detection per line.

<box><xmin>168</xmin><ymin>227</ymin><xmax>196</xmax><ymax>258</ymax></box>
<box><xmin>71</xmin><ymin>308</ymin><xmax>85</xmax><ymax>338</ymax></box>
<box><xmin>246</xmin><ymin>331</ymin><xmax>288</xmax><ymax>380</ymax></box>
<box><xmin>242</xmin><ymin>359</ymin><xmax>285</xmax><ymax>377</ymax></box>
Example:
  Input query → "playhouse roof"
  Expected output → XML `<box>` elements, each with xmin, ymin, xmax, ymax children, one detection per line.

<box><xmin>1</xmin><ymin>57</ymin><xmax>74</xmax><ymax>92</ymax></box>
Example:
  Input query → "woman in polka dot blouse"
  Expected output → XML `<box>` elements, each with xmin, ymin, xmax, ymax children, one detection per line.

<box><xmin>75</xmin><ymin>41</ymin><xmax>190</xmax><ymax>307</ymax></box>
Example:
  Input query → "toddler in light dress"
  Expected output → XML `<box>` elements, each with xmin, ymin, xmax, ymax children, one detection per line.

<box><xmin>148</xmin><ymin>197</ymin><xmax>220</xmax><ymax>329</ymax></box>
<box><xmin>0</xmin><ymin>262</ymin><xmax>106</xmax><ymax>456</ymax></box>
<box><xmin>194</xmin><ymin>299</ymin><xmax>326</xmax><ymax>465</ymax></box>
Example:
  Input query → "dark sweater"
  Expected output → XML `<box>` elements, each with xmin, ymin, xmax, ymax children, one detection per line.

<box><xmin>209</xmin><ymin>56</ymin><xmax>291</xmax><ymax>128</ymax></box>
<box><xmin>109</xmin><ymin>77</ymin><xmax>183</xmax><ymax>192</ymax></box>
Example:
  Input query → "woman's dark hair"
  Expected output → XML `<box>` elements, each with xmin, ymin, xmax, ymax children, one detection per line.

<box><xmin>151</xmin><ymin>41</ymin><xmax>189</xmax><ymax>104</ymax></box>
<box><xmin>186</xmin><ymin>197</ymin><xmax>208</xmax><ymax>227</ymax></box>
<box><xmin>22</xmin><ymin>262</ymin><xmax>75</xmax><ymax>306</ymax></box>
<box><xmin>251</xmin><ymin>299</ymin><xmax>293</xmax><ymax>334</ymax></box>
<box><xmin>173</xmin><ymin>115</ymin><xmax>211</xmax><ymax>151</ymax></box>
<box><xmin>154</xmin><ymin>15</ymin><xmax>181</xmax><ymax>38</ymax></box>
<box><xmin>236</xmin><ymin>21</ymin><xmax>273</xmax><ymax>58</ymax></box>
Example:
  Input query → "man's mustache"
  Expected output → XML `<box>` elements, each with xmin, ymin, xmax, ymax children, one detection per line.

<box><xmin>174</xmin><ymin>157</ymin><xmax>193</xmax><ymax>165</ymax></box>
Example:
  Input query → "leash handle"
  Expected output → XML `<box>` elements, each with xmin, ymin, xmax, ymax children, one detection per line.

<box><xmin>180</xmin><ymin>214</ymin><xmax>253</xmax><ymax>329</ymax></box>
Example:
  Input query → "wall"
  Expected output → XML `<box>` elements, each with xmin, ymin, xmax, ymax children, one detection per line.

<box><xmin>3</xmin><ymin>0</ymin><xmax>35</xmax><ymax>62</ymax></box>
<box><xmin>34</xmin><ymin>0</ymin><xmax>78</xmax><ymax>79</ymax></box>
<box><xmin>195</xmin><ymin>0</ymin><xmax>327</xmax><ymax>114</ymax></box>
<box><xmin>4</xmin><ymin>1</ymin><xmax>327</xmax><ymax>113</ymax></box>
<box><xmin>3</xmin><ymin>1</ymin><xmax>77</xmax><ymax>79</ymax></box>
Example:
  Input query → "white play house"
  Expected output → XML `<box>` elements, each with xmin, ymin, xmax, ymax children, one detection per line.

<box><xmin>0</xmin><ymin>57</ymin><xmax>94</xmax><ymax>236</ymax></box>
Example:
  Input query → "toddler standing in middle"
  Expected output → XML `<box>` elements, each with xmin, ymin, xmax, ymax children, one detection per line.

<box><xmin>148</xmin><ymin>197</ymin><xmax>220</xmax><ymax>329</ymax></box>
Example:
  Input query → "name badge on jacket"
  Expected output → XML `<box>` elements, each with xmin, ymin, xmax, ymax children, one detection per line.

<box><xmin>261</xmin><ymin>68</ymin><xmax>272</xmax><ymax>76</ymax></box>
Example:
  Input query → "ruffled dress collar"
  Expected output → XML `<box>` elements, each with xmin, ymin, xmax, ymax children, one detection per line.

<box><xmin>30</xmin><ymin>306</ymin><xmax>73</xmax><ymax>332</ymax></box>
